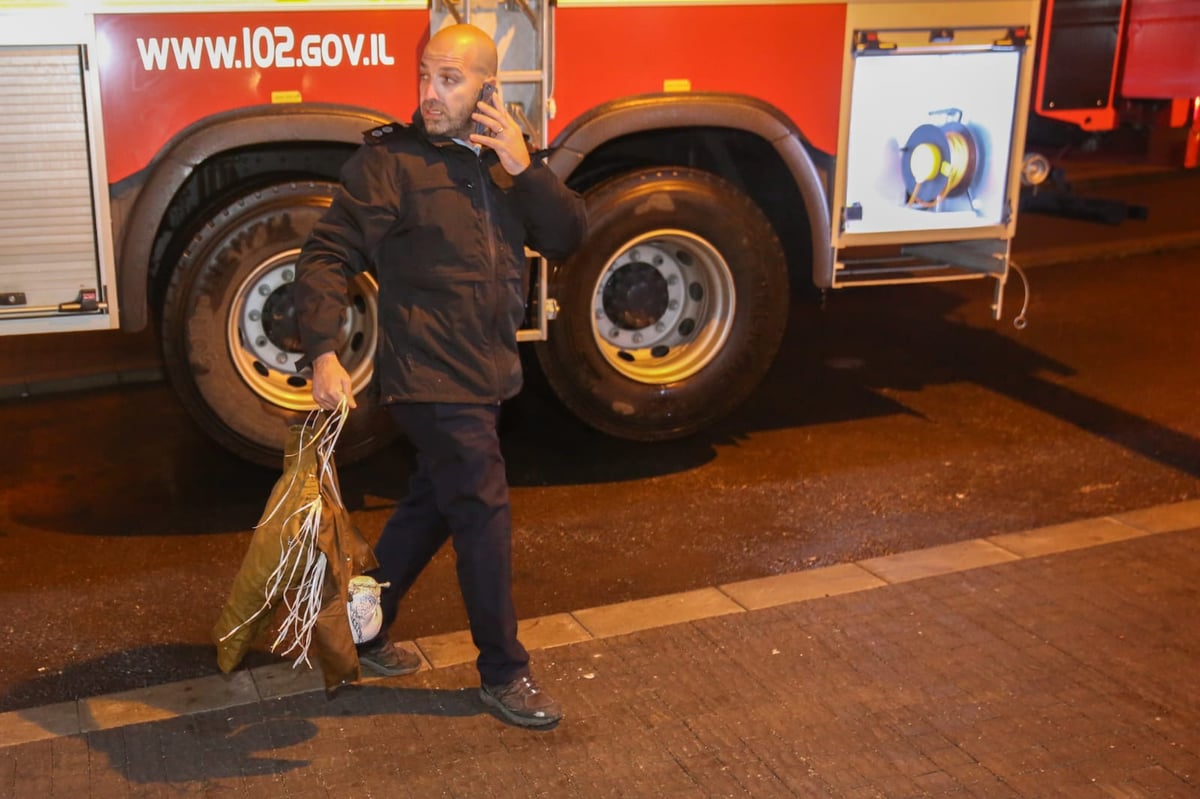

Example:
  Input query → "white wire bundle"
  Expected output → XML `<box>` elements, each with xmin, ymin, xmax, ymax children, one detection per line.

<box><xmin>218</xmin><ymin>397</ymin><xmax>350</xmax><ymax>669</ymax></box>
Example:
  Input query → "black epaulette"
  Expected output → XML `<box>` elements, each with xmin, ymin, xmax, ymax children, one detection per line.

<box><xmin>362</xmin><ymin>122</ymin><xmax>407</xmax><ymax>145</ymax></box>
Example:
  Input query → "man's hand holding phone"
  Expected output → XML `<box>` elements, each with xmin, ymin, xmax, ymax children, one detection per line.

<box><xmin>470</xmin><ymin>80</ymin><xmax>530</xmax><ymax>175</ymax></box>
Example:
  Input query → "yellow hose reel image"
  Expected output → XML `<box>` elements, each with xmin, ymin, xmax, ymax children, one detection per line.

<box><xmin>901</xmin><ymin>109</ymin><xmax>980</xmax><ymax>213</ymax></box>
<box><xmin>840</xmin><ymin>47</ymin><xmax>1022</xmax><ymax>236</ymax></box>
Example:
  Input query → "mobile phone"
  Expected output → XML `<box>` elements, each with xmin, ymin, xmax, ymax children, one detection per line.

<box><xmin>473</xmin><ymin>82</ymin><xmax>496</xmax><ymax>137</ymax></box>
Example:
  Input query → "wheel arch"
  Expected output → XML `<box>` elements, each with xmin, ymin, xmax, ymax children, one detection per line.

<box><xmin>545</xmin><ymin>93</ymin><xmax>834</xmax><ymax>291</ymax></box>
<box><xmin>113</xmin><ymin>103</ymin><xmax>391</xmax><ymax>332</ymax></box>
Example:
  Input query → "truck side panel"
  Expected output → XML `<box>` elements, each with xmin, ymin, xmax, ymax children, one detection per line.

<box><xmin>552</xmin><ymin>1</ymin><xmax>845</xmax><ymax>155</ymax></box>
<box><xmin>1121</xmin><ymin>0</ymin><xmax>1200</xmax><ymax>100</ymax></box>
<box><xmin>95</xmin><ymin>9</ymin><xmax>428</xmax><ymax>183</ymax></box>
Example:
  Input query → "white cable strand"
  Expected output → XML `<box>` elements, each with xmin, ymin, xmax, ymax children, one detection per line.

<box><xmin>1009</xmin><ymin>260</ymin><xmax>1031</xmax><ymax>330</ymax></box>
<box><xmin>255</xmin><ymin>403</ymin><xmax>339</xmax><ymax>529</ymax></box>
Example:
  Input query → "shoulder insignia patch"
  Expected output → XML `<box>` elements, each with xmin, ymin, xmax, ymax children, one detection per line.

<box><xmin>363</xmin><ymin>122</ymin><xmax>405</xmax><ymax>145</ymax></box>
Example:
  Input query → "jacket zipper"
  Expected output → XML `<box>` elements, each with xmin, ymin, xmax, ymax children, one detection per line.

<box><xmin>476</xmin><ymin>155</ymin><xmax>503</xmax><ymax>397</ymax></box>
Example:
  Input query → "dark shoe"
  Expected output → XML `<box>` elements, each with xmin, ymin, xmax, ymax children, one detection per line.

<box><xmin>357</xmin><ymin>637</ymin><xmax>421</xmax><ymax>677</ymax></box>
<box><xmin>480</xmin><ymin>675</ymin><xmax>562</xmax><ymax>727</ymax></box>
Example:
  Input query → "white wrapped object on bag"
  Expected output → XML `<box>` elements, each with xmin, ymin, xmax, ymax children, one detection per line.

<box><xmin>347</xmin><ymin>575</ymin><xmax>387</xmax><ymax>644</ymax></box>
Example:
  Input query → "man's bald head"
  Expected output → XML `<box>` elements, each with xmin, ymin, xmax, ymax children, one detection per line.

<box><xmin>424</xmin><ymin>24</ymin><xmax>498</xmax><ymax>79</ymax></box>
<box><xmin>418</xmin><ymin>24</ymin><xmax>499</xmax><ymax>138</ymax></box>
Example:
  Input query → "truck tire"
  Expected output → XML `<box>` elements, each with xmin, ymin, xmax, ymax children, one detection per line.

<box><xmin>161</xmin><ymin>181</ymin><xmax>392</xmax><ymax>467</ymax></box>
<box><xmin>535</xmin><ymin>167</ymin><xmax>790</xmax><ymax>441</ymax></box>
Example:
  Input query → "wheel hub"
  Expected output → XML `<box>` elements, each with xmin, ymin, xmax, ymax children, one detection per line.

<box><xmin>259</xmin><ymin>286</ymin><xmax>302</xmax><ymax>354</ymax></box>
<box><xmin>236</xmin><ymin>256</ymin><xmax>307</xmax><ymax>374</ymax></box>
<box><xmin>602</xmin><ymin>261</ymin><xmax>669</xmax><ymax>330</ymax></box>
<box><xmin>229</xmin><ymin>250</ymin><xmax>377</xmax><ymax>411</ymax></box>
<box><xmin>592</xmin><ymin>230</ymin><xmax>734</xmax><ymax>384</ymax></box>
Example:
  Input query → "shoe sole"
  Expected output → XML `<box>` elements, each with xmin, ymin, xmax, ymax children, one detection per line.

<box><xmin>479</xmin><ymin>688</ymin><xmax>562</xmax><ymax>727</ymax></box>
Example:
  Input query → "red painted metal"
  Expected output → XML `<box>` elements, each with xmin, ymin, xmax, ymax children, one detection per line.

<box><xmin>1120</xmin><ymin>0</ymin><xmax>1200</xmax><ymax>100</ymax></box>
<box><xmin>551</xmin><ymin>3</ymin><xmax>846</xmax><ymax>153</ymax></box>
<box><xmin>93</xmin><ymin>3</ymin><xmax>847</xmax><ymax>183</ymax></box>
<box><xmin>95</xmin><ymin>10</ymin><xmax>429</xmax><ymax>182</ymax></box>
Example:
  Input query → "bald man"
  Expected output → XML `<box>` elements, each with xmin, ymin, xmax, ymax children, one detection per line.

<box><xmin>295</xmin><ymin>24</ymin><xmax>586</xmax><ymax>727</ymax></box>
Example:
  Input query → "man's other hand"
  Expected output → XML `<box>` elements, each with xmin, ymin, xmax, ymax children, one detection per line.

<box><xmin>312</xmin><ymin>351</ymin><xmax>358</xmax><ymax>410</ymax></box>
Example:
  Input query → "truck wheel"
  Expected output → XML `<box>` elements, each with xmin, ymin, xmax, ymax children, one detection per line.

<box><xmin>161</xmin><ymin>181</ymin><xmax>392</xmax><ymax>467</ymax></box>
<box><xmin>535</xmin><ymin>167</ymin><xmax>790</xmax><ymax>440</ymax></box>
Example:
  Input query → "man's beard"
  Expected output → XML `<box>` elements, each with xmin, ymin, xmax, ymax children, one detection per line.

<box><xmin>422</xmin><ymin>102</ymin><xmax>471</xmax><ymax>139</ymax></box>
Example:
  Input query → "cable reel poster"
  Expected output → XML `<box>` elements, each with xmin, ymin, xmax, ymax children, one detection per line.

<box><xmin>842</xmin><ymin>47</ymin><xmax>1022</xmax><ymax>236</ymax></box>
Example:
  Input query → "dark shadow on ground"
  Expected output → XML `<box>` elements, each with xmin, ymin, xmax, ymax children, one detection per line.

<box><xmin>0</xmin><ymin>644</ymin><xmax>284</xmax><ymax>714</ymax></box>
<box><xmin>75</xmin><ymin>684</ymin><xmax>490</xmax><ymax>783</ymax></box>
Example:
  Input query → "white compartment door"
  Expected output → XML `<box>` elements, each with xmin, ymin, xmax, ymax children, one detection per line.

<box><xmin>0</xmin><ymin>25</ymin><xmax>117</xmax><ymax>335</ymax></box>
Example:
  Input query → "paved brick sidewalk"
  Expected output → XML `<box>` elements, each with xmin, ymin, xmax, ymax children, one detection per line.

<box><xmin>2</xmin><ymin>509</ymin><xmax>1198</xmax><ymax>797</ymax></box>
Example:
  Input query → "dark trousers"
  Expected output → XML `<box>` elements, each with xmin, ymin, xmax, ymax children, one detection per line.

<box><xmin>372</xmin><ymin>402</ymin><xmax>529</xmax><ymax>686</ymax></box>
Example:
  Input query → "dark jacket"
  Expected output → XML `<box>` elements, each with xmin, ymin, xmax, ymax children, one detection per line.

<box><xmin>295</xmin><ymin>113</ymin><xmax>586</xmax><ymax>404</ymax></box>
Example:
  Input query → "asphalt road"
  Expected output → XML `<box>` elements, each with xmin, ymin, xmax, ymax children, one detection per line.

<box><xmin>2</xmin><ymin>170</ymin><xmax>1199</xmax><ymax>713</ymax></box>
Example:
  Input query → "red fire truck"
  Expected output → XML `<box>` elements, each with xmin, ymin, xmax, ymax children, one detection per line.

<box><xmin>1</xmin><ymin>0</ymin><xmax>1196</xmax><ymax>466</ymax></box>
